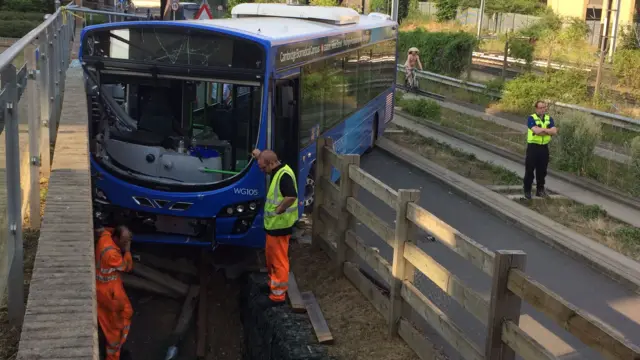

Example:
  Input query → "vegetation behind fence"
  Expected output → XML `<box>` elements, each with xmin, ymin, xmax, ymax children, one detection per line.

<box><xmin>310</xmin><ymin>137</ymin><xmax>640</xmax><ymax>360</ymax></box>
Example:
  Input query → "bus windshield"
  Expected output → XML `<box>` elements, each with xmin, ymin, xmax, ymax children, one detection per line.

<box><xmin>89</xmin><ymin>72</ymin><xmax>262</xmax><ymax>187</ymax></box>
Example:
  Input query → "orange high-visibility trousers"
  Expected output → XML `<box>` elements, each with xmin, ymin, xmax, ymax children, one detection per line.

<box><xmin>95</xmin><ymin>229</ymin><xmax>133</xmax><ymax>360</ymax></box>
<box><xmin>265</xmin><ymin>234</ymin><xmax>290</xmax><ymax>302</ymax></box>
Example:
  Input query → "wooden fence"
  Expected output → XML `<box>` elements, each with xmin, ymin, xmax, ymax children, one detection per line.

<box><xmin>310</xmin><ymin>138</ymin><xmax>640</xmax><ymax>360</ymax></box>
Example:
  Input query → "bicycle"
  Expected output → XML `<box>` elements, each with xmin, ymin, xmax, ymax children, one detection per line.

<box><xmin>404</xmin><ymin>68</ymin><xmax>419</xmax><ymax>92</ymax></box>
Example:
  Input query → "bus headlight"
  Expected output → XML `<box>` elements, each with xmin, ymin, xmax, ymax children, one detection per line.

<box><xmin>218</xmin><ymin>200</ymin><xmax>262</xmax><ymax>218</ymax></box>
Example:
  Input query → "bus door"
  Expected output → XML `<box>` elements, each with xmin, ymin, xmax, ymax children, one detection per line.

<box><xmin>273</xmin><ymin>78</ymin><xmax>300</xmax><ymax>176</ymax></box>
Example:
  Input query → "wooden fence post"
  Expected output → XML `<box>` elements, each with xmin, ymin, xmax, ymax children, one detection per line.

<box><xmin>388</xmin><ymin>189</ymin><xmax>420</xmax><ymax>336</ymax></box>
<box><xmin>485</xmin><ymin>250</ymin><xmax>526</xmax><ymax>360</ymax></box>
<box><xmin>311</xmin><ymin>138</ymin><xmax>327</xmax><ymax>250</ymax></box>
<box><xmin>335</xmin><ymin>154</ymin><xmax>360</xmax><ymax>274</ymax></box>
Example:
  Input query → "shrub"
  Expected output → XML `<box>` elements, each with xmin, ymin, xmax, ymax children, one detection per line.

<box><xmin>1</xmin><ymin>0</ymin><xmax>52</xmax><ymax>12</ymax></box>
<box><xmin>84</xmin><ymin>14</ymin><xmax>109</xmax><ymax>26</ymax></box>
<box><xmin>498</xmin><ymin>70</ymin><xmax>589</xmax><ymax>115</ymax></box>
<box><xmin>434</xmin><ymin>0</ymin><xmax>457</xmax><ymax>22</ymax></box>
<box><xmin>630</xmin><ymin>136</ymin><xmax>640</xmax><ymax>179</ymax></box>
<box><xmin>0</xmin><ymin>10</ymin><xmax>44</xmax><ymax>21</ymax></box>
<box><xmin>0</xmin><ymin>19</ymin><xmax>40</xmax><ymax>37</ymax></box>
<box><xmin>398</xmin><ymin>29</ymin><xmax>477</xmax><ymax>77</ymax></box>
<box><xmin>508</xmin><ymin>38</ymin><xmax>534</xmax><ymax>66</ymax></box>
<box><xmin>369</xmin><ymin>0</ymin><xmax>389</xmax><ymax>13</ymax></box>
<box><xmin>613</xmin><ymin>49</ymin><xmax>640</xmax><ymax>94</ymax></box>
<box><xmin>398</xmin><ymin>98</ymin><xmax>442</xmax><ymax>120</ymax></box>
<box><xmin>552</xmin><ymin>112</ymin><xmax>601</xmax><ymax>174</ymax></box>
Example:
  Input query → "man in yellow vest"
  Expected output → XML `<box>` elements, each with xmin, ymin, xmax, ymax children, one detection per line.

<box><xmin>524</xmin><ymin>101</ymin><xmax>557</xmax><ymax>199</ymax></box>
<box><xmin>251</xmin><ymin>149</ymin><xmax>299</xmax><ymax>307</ymax></box>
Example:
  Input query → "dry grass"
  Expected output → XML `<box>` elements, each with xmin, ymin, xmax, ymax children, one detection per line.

<box><xmin>290</xmin><ymin>242</ymin><xmax>421</xmax><ymax>360</ymax></box>
<box><xmin>0</xmin><ymin>177</ymin><xmax>49</xmax><ymax>360</ymax></box>
<box><xmin>518</xmin><ymin>199</ymin><xmax>640</xmax><ymax>261</ymax></box>
<box><xmin>384</xmin><ymin>125</ymin><xmax>521</xmax><ymax>185</ymax></box>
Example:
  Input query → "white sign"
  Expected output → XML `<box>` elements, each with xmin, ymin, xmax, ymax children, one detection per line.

<box><xmin>171</xmin><ymin>0</ymin><xmax>179</xmax><ymax>11</ymax></box>
<box><xmin>194</xmin><ymin>2</ymin><xmax>213</xmax><ymax>20</ymax></box>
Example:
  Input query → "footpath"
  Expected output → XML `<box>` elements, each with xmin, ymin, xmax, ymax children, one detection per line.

<box><xmin>392</xmin><ymin>113</ymin><xmax>640</xmax><ymax>229</ymax></box>
<box><xmin>401</xmin><ymin>92</ymin><xmax>631</xmax><ymax>164</ymax></box>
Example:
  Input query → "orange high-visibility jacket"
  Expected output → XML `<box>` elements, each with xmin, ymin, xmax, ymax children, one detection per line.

<box><xmin>95</xmin><ymin>228</ymin><xmax>133</xmax><ymax>359</ymax></box>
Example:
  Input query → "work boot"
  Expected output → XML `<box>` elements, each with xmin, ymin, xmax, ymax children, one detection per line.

<box><xmin>523</xmin><ymin>189</ymin><xmax>532</xmax><ymax>200</ymax></box>
<box><xmin>536</xmin><ymin>188</ymin><xmax>548</xmax><ymax>198</ymax></box>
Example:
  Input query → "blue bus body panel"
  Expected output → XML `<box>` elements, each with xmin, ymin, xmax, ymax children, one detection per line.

<box><xmin>82</xmin><ymin>18</ymin><xmax>397</xmax><ymax>248</ymax></box>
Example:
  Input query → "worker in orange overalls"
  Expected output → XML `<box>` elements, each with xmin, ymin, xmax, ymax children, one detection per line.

<box><xmin>95</xmin><ymin>225</ymin><xmax>134</xmax><ymax>360</ymax></box>
<box><xmin>252</xmin><ymin>149</ymin><xmax>299</xmax><ymax>307</ymax></box>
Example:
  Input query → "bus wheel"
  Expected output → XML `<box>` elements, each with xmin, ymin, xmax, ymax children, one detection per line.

<box><xmin>365</xmin><ymin>114</ymin><xmax>379</xmax><ymax>154</ymax></box>
<box><xmin>303</xmin><ymin>167</ymin><xmax>315</xmax><ymax>214</ymax></box>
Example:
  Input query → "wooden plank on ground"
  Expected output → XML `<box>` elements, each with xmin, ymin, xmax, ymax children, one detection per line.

<box><xmin>287</xmin><ymin>272</ymin><xmax>306</xmax><ymax>313</ymax></box>
<box><xmin>132</xmin><ymin>261</ymin><xmax>189</xmax><ymax>296</ymax></box>
<box><xmin>301</xmin><ymin>291</ymin><xmax>334</xmax><ymax>344</ymax></box>
<box><xmin>507</xmin><ymin>269</ymin><xmax>640</xmax><ymax>360</ymax></box>
<box><xmin>135</xmin><ymin>251</ymin><xmax>197</xmax><ymax>276</ymax></box>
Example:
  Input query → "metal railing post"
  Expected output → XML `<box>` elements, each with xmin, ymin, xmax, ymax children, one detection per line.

<box><xmin>26</xmin><ymin>45</ymin><xmax>42</xmax><ymax>230</ymax></box>
<box><xmin>47</xmin><ymin>23</ymin><xmax>57</xmax><ymax>150</ymax></box>
<box><xmin>38</xmin><ymin>27</ymin><xmax>52</xmax><ymax>177</ymax></box>
<box><xmin>1</xmin><ymin>65</ymin><xmax>25</xmax><ymax>326</ymax></box>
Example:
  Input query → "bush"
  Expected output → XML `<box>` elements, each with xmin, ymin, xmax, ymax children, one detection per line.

<box><xmin>398</xmin><ymin>98</ymin><xmax>442</xmax><ymax>120</ymax></box>
<box><xmin>552</xmin><ymin>112</ymin><xmax>601</xmax><ymax>174</ymax></box>
<box><xmin>508</xmin><ymin>37</ymin><xmax>534</xmax><ymax>66</ymax></box>
<box><xmin>1</xmin><ymin>0</ymin><xmax>52</xmax><ymax>13</ymax></box>
<box><xmin>613</xmin><ymin>49</ymin><xmax>640</xmax><ymax>94</ymax></box>
<box><xmin>434</xmin><ymin>0</ymin><xmax>457</xmax><ymax>22</ymax></box>
<box><xmin>498</xmin><ymin>70</ymin><xmax>589</xmax><ymax>115</ymax></box>
<box><xmin>84</xmin><ymin>14</ymin><xmax>109</xmax><ymax>26</ymax></box>
<box><xmin>0</xmin><ymin>19</ymin><xmax>40</xmax><ymax>37</ymax></box>
<box><xmin>399</xmin><ymin>29</ymin><xmax>477</xmax><ymax>77</ymax></box>
<box><xmin>369</xmin><ymin>0</ymin><xmax>389</xmax><ymax>13</ymax></box>
<box><xmin>630</xmin><ymin>136</ymin><xmax>640</xmax><ymax>180</ymax></box>
<box><xmin>0</xmin><ymin>10</ymin><xmax>44</xmax><ymax>21</ymax></box>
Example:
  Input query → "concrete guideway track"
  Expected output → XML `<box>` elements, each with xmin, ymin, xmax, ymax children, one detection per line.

<box><xmin>353</xmin><ymin>147</ymin><xmax>640</xmax><ymax>359</ymax></box>
<box><xmin>392</xmin><ymin>112</ymin><xmax>640</xmax><ymax>230</ymax></box>
<box><xmin>400</xmin><ymin>91</ymin><xmax>632</xmax><ymax>165</ymax></box>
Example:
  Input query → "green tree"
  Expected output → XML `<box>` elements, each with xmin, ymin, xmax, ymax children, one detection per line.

<box><xmin>434</xmin><ymin>0</ymin><xmax>458</xmax><ymax>22</ymax></box>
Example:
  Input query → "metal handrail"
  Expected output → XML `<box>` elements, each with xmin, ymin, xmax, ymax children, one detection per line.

<box><xmin>397</xmin><ymin>64</ymin><xmax>640</xmax><ymax>127</ymax></box>
<box><xmin>0</xmin><ymin>1</ymin><xmax>145</xmax><ymax>328</ymax></box>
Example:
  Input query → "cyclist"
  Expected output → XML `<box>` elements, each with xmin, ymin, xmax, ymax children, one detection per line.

<box><xmin>404</xmin><ymin>47</ymin><xmax>423</xmax><ymax>88</ymax></box>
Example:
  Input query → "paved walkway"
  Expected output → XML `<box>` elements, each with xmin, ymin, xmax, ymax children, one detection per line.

<box><xmin>393</xmin><ymin>113</ymin><xmax>640</xmax><ymax>229</ymax></box>
<box><xmin>16</xmin><ymin>27</ymin><xmax>97</xmax><ymax>359</ymax></box>
<box><xmin>401</xmin><ymin>91</ymin><xmax>631</xmax><ymax>164</ymax></box>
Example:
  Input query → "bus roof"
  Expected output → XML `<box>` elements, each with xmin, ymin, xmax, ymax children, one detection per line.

<box><xmin>181</xmin><ymin>7</ymin><xmax>396</xmax><ymax>45</ymax></box>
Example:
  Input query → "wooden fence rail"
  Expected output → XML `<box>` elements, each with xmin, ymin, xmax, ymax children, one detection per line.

<box><xmin>310</xmin><ymin>138</ymin><xmax>640</xmax><ymax>360</ymax></box>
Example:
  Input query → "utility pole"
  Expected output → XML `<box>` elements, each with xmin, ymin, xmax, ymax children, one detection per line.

<box><xmin>476</xmin><ymin>0</ymin><xmax>486</xmax><ymax>38</ymax></box>
<box><xmin>595</xmin><ymin>0</ymin><xmax>614</xmax><ymax>97</ymax></box>
<box><xmin>391</xmin><ymin>0</ymin><xmax>399</xmax><ymax>22</ymax></box>
<box><xmin>608</xmin><ymin>0</ymin><xmax>622</xmax><ymax>61</ymax></box>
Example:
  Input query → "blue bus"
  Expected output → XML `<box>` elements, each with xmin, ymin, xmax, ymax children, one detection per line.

<box><xmin>80</xmin><ymin>3</ymin><xmax>398</xmax><ymax>248</ymax></box>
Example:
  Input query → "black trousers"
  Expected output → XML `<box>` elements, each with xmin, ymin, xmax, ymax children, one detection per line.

<box><xmin>523</xmin><ymin>143</ymin><xmax>549</xmax><ymax>192</ymax></box>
